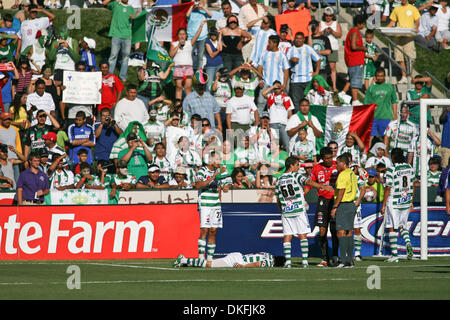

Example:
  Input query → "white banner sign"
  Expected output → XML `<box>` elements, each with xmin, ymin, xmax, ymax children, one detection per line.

<box><xmin>62</xmin><ymin>71</ymin><xmax>102</xmax><ymax>104</ymax></box>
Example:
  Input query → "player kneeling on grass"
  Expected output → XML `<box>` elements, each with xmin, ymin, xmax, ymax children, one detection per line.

<box><xmin>275</xmin><ymin>156</ymin><xmax>334</xmax><ymax>268</ymax></box>
<box><xmin>173</xmin><ymin>252</ymin><xmax>286</xmax><ymax>268</ymax></box>
<box><xmin>381</xmin><ymin>148</ymin><xmax>415</xmax><ymax>262</ymax></box>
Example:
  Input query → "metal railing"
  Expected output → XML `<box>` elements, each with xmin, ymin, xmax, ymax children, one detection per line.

<box><xmin>375</xmin><ymin>30</ymin><xmax>413</xmax><ymax>91</ymax></box>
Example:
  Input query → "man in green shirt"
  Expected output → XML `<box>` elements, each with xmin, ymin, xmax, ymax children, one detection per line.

<box><xmin>364</xmin><ymin>67</ymin><xmax>398</xmax><ymax>148</ymax></box>
<box><xmin>406</xmin><ymin>75</ymin><xmax>432</xmax><ymax>128</ymax></box>
<box><xmin>103</xmin><ymin>0</ymin><xmax>135</xmax><ymax>82</ymax></box>
<box><xmin>118</xmin><ymin>132</ymin><xmax>153</xmax><ymax>181</ymax></box>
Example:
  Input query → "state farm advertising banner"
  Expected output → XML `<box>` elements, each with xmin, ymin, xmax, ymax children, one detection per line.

<box><xmin>0</xmin><ymin>204</ymin><xmax>199</xmax><ymax>260</ymax></box>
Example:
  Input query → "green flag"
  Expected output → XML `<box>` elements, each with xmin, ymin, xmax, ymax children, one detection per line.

<box><xmin>146</xmin><ymin>24</ymin><xmax>173</xmax><ymax>84</ymax></box>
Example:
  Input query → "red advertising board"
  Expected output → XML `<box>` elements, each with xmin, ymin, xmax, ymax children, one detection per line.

<box><xmin>0</xmin><ymin>204</ymin><xmax>200</xmax><ymax>260</ymax></box>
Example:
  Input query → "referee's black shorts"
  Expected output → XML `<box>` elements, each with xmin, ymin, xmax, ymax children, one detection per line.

<box><xmin>314</xmin><ymin>197</ymin><xmax>335</xmax><ymax>228</ymax></box>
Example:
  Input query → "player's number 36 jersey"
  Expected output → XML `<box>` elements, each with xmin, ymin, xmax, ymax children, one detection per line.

<box><xmin>275</xmin><ymin>172</ymin><xmax>308</xmax><ymax>218</ymax></box>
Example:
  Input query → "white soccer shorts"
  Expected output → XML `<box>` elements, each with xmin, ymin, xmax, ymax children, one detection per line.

<box><xmin>384</xmin><ymin>203</ymin><xmax>410</xmax><ymax>229</ymax></box>
<box><xmin>211</xmin><ymin>252</ymin><xmax>245</xmax><ymax>267</ymax></box>
<box><xmin>354</xmin><ymin>206</ymin><xmax>362</xmax><ymax>229</ymax></box>
<box><xmin>282</xmin><ymin>213</ymin><xmax>311</xmax><ymax>236</ymax></box>
<box><xmin>199</xmin><ymin>206</ymin><xmax>223</xmax><ymax>229</ymax></box>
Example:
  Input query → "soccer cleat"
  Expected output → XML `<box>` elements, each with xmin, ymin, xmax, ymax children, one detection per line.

<box><xmin>343</xmin><ymin>263</ymin><xmax>354</xmax><ymax>268</ymax></box>
<box><xmin>385</xmin><ymin>256</ymin><xmax>399</xmax><ymax>263</ymax></box>
<box><xmin>283</xmin><ymin>262</ymin><xmax>292</xmax><ymax>268</ymax></box>
<box><xmin>334</xmin><ymin>263</ymin><xmax>346</xmax><ymax>268</ymax></box>
<box><xmin>302</xmin><ymin>260</ymin><xmax>309</xmax><ymax>268</ymax></box>
<box><xmin>173</xmin><ymin>254</ymin><xmax>184</xmax><ymax>268</ymax></box>
<box><xmin>406</xmin><ymin>243</ymin><xmax>413</xmax><ymax>260</ymax></box>
<box><xmin>316</xmin><ymin>260</ymin><xmax>328</xmax><ymax>267</ymax></box>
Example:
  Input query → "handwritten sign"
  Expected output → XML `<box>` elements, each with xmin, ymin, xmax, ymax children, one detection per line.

<box><xmin>62</xmin><ymin>71</ymin><xmax>102</xmax><ymax>105</ymax></box>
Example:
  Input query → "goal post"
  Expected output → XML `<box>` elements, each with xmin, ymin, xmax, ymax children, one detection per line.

<box><xmin>419</xmin><ymin>99</ymin><xmax>450</xmax><ymax>260</ymax></box>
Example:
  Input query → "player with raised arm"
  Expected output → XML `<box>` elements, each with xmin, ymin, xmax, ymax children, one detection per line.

<box><xmin>173</xmin><ymin>252</ymin><xmax>286</xmax><ymax>268</ymax></box>
<box><xmin>381</xmin><ymin>147</ymin><xmax>415</xmax><ymax>262</ymax></box>
<box><xmin>194</xmin><ymin>151</ymin><xmax>227</xmax><ymax>263</ymax></box>
<box><xmin>275</xmin><ymin>156</ymin><xmax>334</xmax><ymax>268</ymax></box>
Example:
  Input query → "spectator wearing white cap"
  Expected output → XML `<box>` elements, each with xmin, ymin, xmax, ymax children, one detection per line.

<box><xmin>136</xmin><ymin>164</ymin><xmax>170</xmax><ymax>189</ymax></box>
<box><xmin>365</xmin><ymin>142</ymin><xmax>393</xmax><ymax>169</ymax></box>
<box><xmin>226</xmin><ymin>80</ymin><xmax>259</xmax><ymax>133</ymax></box>
<box><xmin>169</xmin><ymin>166</ymin><xmax>193</xmax><ymax>189</ymax></box>
<box><xmin>79</xmin><ymin>37</ymin><xmax>98</xmax><ymax>72</ymax></box>
<box><xmin>249</xmin><ymin>111</ymin><xmax>278</xmax><ymax>161</ymax></box>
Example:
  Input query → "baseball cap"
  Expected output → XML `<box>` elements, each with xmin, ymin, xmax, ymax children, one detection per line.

<box><xmin>0</xmin><ymin>112</ymin><xmax>12</xmax><ymax>120</ymax></box>
<box><xmin>117</xmin><ymin>159</ymin><xmax>128</xmax><ymax>168</ymax></box>
<box><xmin>83</xmin><ymin>37</ymin><xmax>96</xmax><ymax>50</ymax></box>
<box><xmin>148</xmin><ymin>164</ymin><xmax>160</xmax><ymax>173</ymax></box>
<box><xmin>126</xmin><ymin>133</ymin><xmax>138</xmax><ymax>141</ymax></box>
<box><xmin>324</xmin><ymin>6</ymin><xmax>335</xmax><ymax>15</ymax></box>
<box><xmin>38</xmin><ymin>148</ymin><xmax>49</xmax><ymax>157</ymax></box>
<box><xmin>367</xmin><ymin>168</ymin><xmax>377</xmax><ymax>177</ymax></box>
<box><xmin>42</xmin><ymin>131</ymin><xmax>57</xmax><ymax>142</ymax></box>
<box><xmin>174</xmin><ymin>166</ymin><xmax>187</xmax><ymax>175</ymax></box>
<box><xmin>234</xmin><ymin>81</ymin><xmax>245</xmax><ymax>89</ymax></box>
<box><xmin>261</xmin><ymin>111</ymin><xmax>270</xmax><ymax>119</ymax></box>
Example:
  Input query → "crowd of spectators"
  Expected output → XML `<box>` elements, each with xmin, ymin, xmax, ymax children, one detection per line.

<box><xmin>0</xmin><ymin>0</ymin><xmax>449</xmax><ymax>208</ymax></box>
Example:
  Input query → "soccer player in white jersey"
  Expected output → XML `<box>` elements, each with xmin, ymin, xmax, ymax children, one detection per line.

<box><xmin>173</xmin><ymin>252</ymin><xmax>286</xmax><ymax>268</ymax></box>
<box><xmin>194</xmin><ymin>151</ymin><xmax>228</xmax><ymax>263</ymax></box>
<box><xmin>381</xmin><ymin>148</ymin><xmax>415</xmax><ymax>262</ymax></box>
<box><xmin>275</xmin><ymin>156</ymin><xmax>334</xmax><ymax>268</ymax></box>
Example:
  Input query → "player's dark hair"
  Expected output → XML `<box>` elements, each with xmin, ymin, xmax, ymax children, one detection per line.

<box><xmin>336</xmin><ymin>154</ymin><xmax>350</xmax><ymax>166</ymax></box>
<box><xmin>391</xmin><ymin>148</ymin><xmax>406</xmax><ymax>164</ymax></box>
<box><xmin>285</xmin><ymin>156</ymin><xmax>299</xmax><ymax>170</ymax></box>
<box><xmin>268</xmin><ymin>35</ymin><xmax>280</xmax><ymax>46</ymax></box>
<box><xmin>341</xmin><ymin>152</ymin><xmax>352</xmax><ymax>162</ymax></box>
<box><xmin>354</xmin><ymin>14</ymin><xmax>365</xmax><ymax>26</ymax></box>
<box><xmin>376</xmin><ymin>163</ymin><xmax>386</xmax><ymax>169</ymax></box>
<box><xmin>76</xmin><ymin>110</ymin><xmax>86</xmax><ymax>119</ymax></box>
<box><xmin>320</xmin><ymin>146</ymin><xmax>333</xmax><ymax>159</ymax></box>
<box><xmin>365</xmin><ymin>29</ymin><xmax>374</xmax><ymax>36</ymax></box>
<box><xmin>273</xmin><ymin>256</ymin><xmax>286</xmax><ymax>267</ymax></box>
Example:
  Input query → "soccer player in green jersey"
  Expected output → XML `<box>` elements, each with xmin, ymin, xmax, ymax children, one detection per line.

<box><xmin>194</xmin><ymin>151</ymin><xmax>228</xmax><ymax>262</ymax></box>
<box><xmin>275</xmin><ymin>156</ymin><xmax>334</xmax><ymax>268</ymax></box>
<box><xmin>173</xmin><ymin>252</ymin><xmax>286</xmax><ymax>268</ymax></box>
<box><xmin>381</xmin><ymin>148</ymin><xmax>415</xmax><ymax>262</ymax></box>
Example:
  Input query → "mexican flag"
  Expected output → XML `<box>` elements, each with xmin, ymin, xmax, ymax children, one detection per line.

<box><xmin>309</xmin><ymin>104</ymin><xmax>377</xmax><ymax>153</ymax></box>
<box><xmin>45</xmin><ymin>189</ymin><xmax>116</xmax><ymax>205</ymax></box>
<box><xmin>132</xmin><ymin>2</ymin><xmax>193</xmax><ymax>44</ymax></box>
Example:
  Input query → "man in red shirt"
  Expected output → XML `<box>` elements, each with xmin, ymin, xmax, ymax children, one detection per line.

<box><xmin>98</xmin><ymin>61</ymin><xmax>124</xmax><ymax>114</ymax></box>
<box><xmin>344</xmin><ymin>15</ymin><xmax>367</xmax><ymax>106</ymax></box>
<box><xmin>309</xmin><ymin>146</ymin><xmax>339</xmax><ymax>267</ymax></box>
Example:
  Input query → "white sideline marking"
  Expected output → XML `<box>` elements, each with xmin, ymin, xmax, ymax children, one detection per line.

<box><xmin>0</xmin><ymin>276</ymin><xmax>449</xmax><ymax>286</ymax></box>
<box><xmin>87</xmin><ymin>262</ymin><xmax>177</xmax><ymax>271</ymax></box>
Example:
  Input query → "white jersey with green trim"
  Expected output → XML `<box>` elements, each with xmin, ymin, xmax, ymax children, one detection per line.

<box><xmin>385</xmin><ymin>163</ymin><xmax>415</xmax><ymax>210</ymax></box>
<box><xmin>275</xmin><ymin>171</ymin><xmax>308</xmax><ymax>218</ymax></box>
<box><xmin>242</xmin><ymin>252</ymin><xmax>274</xmax><ymax>267</ymax></box>
<box><xmin>196</xmin><ymin>166</ymin><xmax>221</xmax><ymax>208</ymax></box>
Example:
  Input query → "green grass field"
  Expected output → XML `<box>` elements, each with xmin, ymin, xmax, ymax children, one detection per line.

<box><xmin>1</xmin><ymin>256</ymin><xmax>449</xmax><ymax>300</ymax></box>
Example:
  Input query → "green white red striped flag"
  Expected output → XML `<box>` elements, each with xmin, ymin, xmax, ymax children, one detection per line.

<box><xmin>309</xmin><ymin>104</ymin><xmax>376</xmax><ymax>153</ymax></box>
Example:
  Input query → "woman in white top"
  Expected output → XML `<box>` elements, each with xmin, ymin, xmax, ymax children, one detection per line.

<box><xmin>319</xmin><ymin>7</ymin><xmax>342</xmax><ymax>92</ymax></box>
<box><xmin>170</xmin><ymin>20</ymin><xmax>207</xmax><ymax>100</ymax></box>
